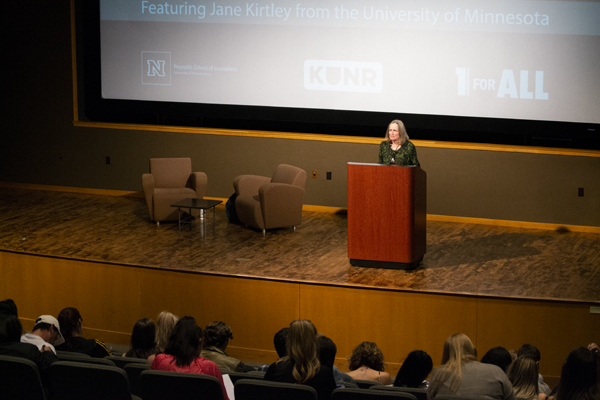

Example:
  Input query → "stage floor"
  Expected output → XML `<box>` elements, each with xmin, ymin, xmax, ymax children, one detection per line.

<box><xmin>1</xmin><ymin>187</ymin><xmax>599</xmax><ymax>303</ymax></box>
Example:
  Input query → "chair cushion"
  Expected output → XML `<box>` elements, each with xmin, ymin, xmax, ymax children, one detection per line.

<box><xmin>150</xmin><ymin>158</ymin><xmax>192</xmax><ymax>188</ymax></box>
<box><xmin>153</xmin><ymin>188</ymin><xmax>197</xmax><ymax>222</ymax></box>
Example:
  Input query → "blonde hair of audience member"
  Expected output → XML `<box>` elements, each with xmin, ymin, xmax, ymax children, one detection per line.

<box><xmin>507</xmin><ymin>357</ymin><xmax>544</xmax><ymax>400</ymax></box>
<box><xmin>283</xmin><ymin>319</ymin><xmax>320</xmax><ymax>384</ymax></box>
<box><xmin>347</xmin><ymin>341</ymin><xmax>393</xmax><ymax>385</ymax></box>
<box><xmin>155</xmin><ymin>311</ymin><xmax>179</xmax><ymax>353</ymax></box>
<box><xmin>430</xmin><ymin>333</ymin><xmax>478</xmax><ymax>395</ymax></box>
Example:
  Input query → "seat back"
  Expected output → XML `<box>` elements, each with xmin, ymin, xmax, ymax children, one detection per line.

<box><xmin>105</xmin><ymin>355</ymin><xmax>148</xmax><ymax>369</ymax></box>
<box><xmin>49</xmin><ymin>360</ymin><xmax>134</xmax><ymax>400</ymax></box>
<box><xmin>372</xmin><ymin>385</ymin><xmax>428</xmax><ymax>400</ymax></box>
<box><xmin>124</xmin><ymin>362</ymin><xmax>150</xmax><ymax>398</ymax></box>
<box><xmin>271</xmin><ymin>164</ymin><xmax>307</xmax><ymax>188</ymax></box>
<box><xmin>235</xmin><ymin>378</ymin><xmax>318</xmax><ymax>400</ymax></box>
<box><xmin>332</xmin><ymin>387</ymin><xmax>418</xmax><ymax>400</ymax></box>
<box><xmin>140</xmin><ymin>369</ymin><xmax>225</xmax><ymax>400</ymax></box>
<box><xmin>57</xmin><ymin>352</ymin><xmax>115</xmax><ymax>366</ymax></box>
<box><xmin>222</xmin><ymin>369</ymin><xmax>266</xmax><ymax>384</ymax></box>
<box><xmin>150</xmin><ymin>158</ymin><xmax>192</xmax><ymax>188</ymax></box>
<box><xmin>355</xmin><ymin>379</ymin><xmax>383</xmax><ymax>389</ymax></box>
<box><xmin>0</xmin><ymin>354</ymin><xmax>46</xmax><ymax>400</ymax></box>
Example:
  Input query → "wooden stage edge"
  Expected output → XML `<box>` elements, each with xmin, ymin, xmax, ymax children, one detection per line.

<box><xmin>1</xmin><ymin>181</ymin><xmax>598</xmax><ymax>233</ymax></box>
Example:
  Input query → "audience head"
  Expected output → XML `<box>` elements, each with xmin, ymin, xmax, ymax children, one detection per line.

<box><xmin>0</xmin><ymin>299</ymin><xmax>18</xmax><ymax>317</ymax></box>
<box><xmin>127</xmin><ymin>318</ymin><xmax>156</xmax><ymax>359</ymax></box>
<box><xmin>518</xmin><ymin>344</ymin><xmax>541</xmax><ymax>362</ymax></box>
<box><xmin>442</xmin><ymin>333</ymin><xmax>477</xmax><ymax>365</ymax></box>
<box><xmin>274</xmin><ymin>327</ymin><xmax>289</xmax><ymax>358</ymax></box>
<box><xmin>481</xmin><ymin>346</ymin><xmax>513</xmax><ymax>372</ymax></box>
<box><xmin>204</xmin><ymin>321</ymin><xmax>234</xmax><ymax>350</ymax></box>
<box><xmin>165</xmin><ymin>316</ymin><xmax>202</xmax><ymax>368</ymax></box>
<box><xmin>507</xmin><ymin>357</ymin><xmax>540</xmax><ymax>400</ymax></box>
<box><xmin>394</xmin><ymin>350</ymin><xmax>433</xmax><ymax>388</ymax></box>
<box><xmin>286</xmin><ymin>319</ymin><xmax>320</xmax><ymax>384</ymax></box>
<box><xmin>0</xmin><ymin>314</ymin><xmax>23</xmax><ymax>343</ymax></box>
<box><xmin>155</xmin><ymin>311</ymin><xmax>179</xmax><ymax>353</ymax></box>
<box><xmin>348</xmin><ymin>341</ymin><xmax>386</xmax><ymax>372</ymax></box>
<box><xmin>32</xmin><ymin>315</ymin><xmax>65</xmax><ymax>346</ymax></box>
<box><xmin>317</xmin><ymin>335</ymin><xmax>337</xmax><ymax>370</ymax></box>
<box><xmin>57</xmin><ymin>307</ymin><xmax>83</xmax><ymax>349</ymax></box>
<box><xmin>556</xmin><ymin>347</ymin><xmax>599</xmax><ymax>400</ymax></box>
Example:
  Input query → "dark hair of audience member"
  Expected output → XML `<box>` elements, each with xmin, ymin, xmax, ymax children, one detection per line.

<box><xmin>0</xmin><ymin>299</ymin><xmax>18</xmax><ymax>318</ymax></box>
<box><xmin>518</xmin><ymin>344</ymin><xmax>541</xmax><ymax>362</ymax></box>
<box><xmin>348</xmin><ymin>341</ymin><xmax>386</xmax><ymax>372</ymax></box>
<box><xmin>317</xmin><ymin>335</ymin><xmax>337</xmax><ymax>370</ymax></box>
<box><xmin>125</xmin><ymin>318</ymin><xmax>157</xmax><ymax>359</ymax></box>
<box><xmin>507</xmin><ymin>357</ymin><xmax>540</xmax><ymax>400</ymax></box>
<box><xmin>274</xmin><ymin>327</ymin><xmax>289</xmax><ymax>358</ymax></box>
<box><xmin>57</xmin><ymin>307</ymin><xmax>83</xmax><ymax>350</ymax></box>
<box><xmin>164</xmin><ymin>316</ymin><xmax>203</xmax><ymax>368</ymax></box>
<box><xmin>556</xmin><ymin>347</ymin><xmax>599</xmax><ymax>400</ymax></box>
<box><xmin>481</xmin><ymin>346</ymin><xmax>513</xmax><ymax>372</ymax></box>
<box><xmin>204</xmin><ymin>321</ymin><xmax>233</xmax><ymax>348</ymax></box>
<box><xmin>0</xmin><ymin>314</ymin><xmax>23</xmax><ymax>342</ymax></box>
<box><xmin>285</xmin><ymin>319</ymin><xmax>320</xmax><ymax>384</ymax></box>
<box><xmin>394</xmin><ymin>350</ymin><xmax>433</xmax><ymax>388</ymax></box>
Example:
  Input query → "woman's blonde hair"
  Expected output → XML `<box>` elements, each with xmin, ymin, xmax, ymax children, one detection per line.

<box><xmin>384</xmin><ymin>120</ymin><xmax>409</xmax><ymax>145</ymax></box>
<box><xmin>284</xmin><ymin>319</ymin><xmax>320</xmax><ymax>384</ymax></box>
<box><xmin>507</xmin><ymin>357</ymin><xmax>539</xmax><ymax>400</ymax></box>
<box><xmin>155</xmin><ymin>311</ymin><xmax>179</xmax><ymax>353</ymax></box>
<box><xmin>429</xmin><ymin>333</ymin><xmax>477</xmax><ymax>396</ymax></box>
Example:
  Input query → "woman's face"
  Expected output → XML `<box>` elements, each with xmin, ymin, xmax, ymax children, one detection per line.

<box><xmin>388</xmin><ymin>123</ymin><xmax>400</xmax><ymax>143</ymax></box>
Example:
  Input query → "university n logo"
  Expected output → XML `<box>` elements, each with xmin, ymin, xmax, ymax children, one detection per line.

<box><xmin>142</xmin><ymin>51</ymin><xmax>171</xmax><ymax>85</ymax></box>
<box><xmin>147</xmin><ymin>60</ymin><xmax>166</xmax><ymax>77</ymax></box>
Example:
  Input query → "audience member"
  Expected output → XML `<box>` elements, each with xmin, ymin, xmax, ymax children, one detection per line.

<box><xmin>124</xmin><ymin>318</ymin><xmax>156</xmax><ymax>359</ymax></box>
<box><xmin>394</xmin><ymin>350</ymin><xmax>433</xmax><ymax>389</ymax></box>
<box><xmin>317</xmin><ymin>335</ymin><xmax>355</xmax><ymax>385</ymax></box>
<box><xmin>346</xmin><ymin>341</ymin><xmax>393</xmax><ymax>385</ymax></box>
<box><xmin>56</xmin><ymin>307</ymin><xmax>113</xmax><ymax>357</ymax></box>
<box><xmin>554</xmin><ymin>347</ymin><xmax>599</xmax><ymax>400</ymax></box>
<box><xmin>482</xmin><ymin>346</ymin><xmax>514</xmax><ymax>373</ymax></box>
<box><xmin>201</xmin><ymin>320</ymin><xmax>254</xmax><ymax>372</ymax></box>
<box><xmin>20</xmin><ymin>315</ymin><xmax>65</xmax><ymax>354</ymax></box>
<box><xmin>507</xmin><ymin>356</ymin><xmax>546</xmax><ymax>400</ymax></box>
<box><xmin>0</xmin><ymin>314</ymin><xmax>57</xmax><ymax>387</ymax></box>
<box><xmin>151</xmin><ymin>316</ymin><xmax>229</xmax><ymax>400</ymax></box>
<box><xmin>428</xmin><ymin>333</ymin><xmax>515</xmax><ymax>400</ymax></box>
<box><xmin>0</xmin><ymin>299</ymin><xmax>18</xmax><ymax>317</ymax></box>
<box><xmin>274</xmin><ymin>327</ymin><xmax>289</xmax><ymax>359</ymax></box>
<box><xmin>264</xmin><ymin>320</ymin><xmax>336</xmax><ymax>400</ymax></box>
<box><xmin>518</xmin><ymin>344</ymin><xmax>551</xmax><ymax>395</ymax></box>
<box><xmin>148</xmin><ymin>311</ymin><xmax>178</xmax><ymax>364</ymax></box>
<box><xmin>588</xmin><ymin>343</ymin><xmax>600</xmax><ymax>383</ymax></box>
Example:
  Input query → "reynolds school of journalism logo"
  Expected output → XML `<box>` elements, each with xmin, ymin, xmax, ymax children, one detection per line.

<box><xmin>304</xmin><ymin>60</ymin><xmax>382</xmax><ymax>93</ymax></box>
<box><xmin>142</xmin><ymin>51</ymin><xmax>171</xmax><ymax>85</ymax></box>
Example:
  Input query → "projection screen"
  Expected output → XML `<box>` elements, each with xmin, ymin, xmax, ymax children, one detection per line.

<box><xmin>99</xmin><ymin>0</ymin><xmax>600</xmax><ymax>126</ymax></box>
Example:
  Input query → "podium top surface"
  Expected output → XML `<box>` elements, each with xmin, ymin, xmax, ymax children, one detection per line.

<box><xmin>347</xmin><ymin>162</ymin><xmax>419</xmax><ymax>167</ymax></box>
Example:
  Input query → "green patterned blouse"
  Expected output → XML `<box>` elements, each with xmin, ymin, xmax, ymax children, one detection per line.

<box><xmin>378</xmin><ymin>140</ymin><xmax>420</xmax><ymax>166</ymax></box>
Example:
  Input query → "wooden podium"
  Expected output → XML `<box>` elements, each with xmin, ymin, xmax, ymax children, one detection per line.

<box><xmin>347</xmin><ymin>162</ymin><xmax>427</xmax><ymax>269</ymax></box>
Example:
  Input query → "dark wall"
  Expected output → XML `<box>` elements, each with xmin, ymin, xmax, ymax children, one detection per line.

<box><xmin>1</xmin><ymin>1</ymin><xmax>598</xmax><ymax>227</ymax></box>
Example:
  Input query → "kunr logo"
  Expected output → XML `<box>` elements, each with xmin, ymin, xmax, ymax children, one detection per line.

<box><xmin>304</xmin><ymin>60</ymin><xmax>382</xmax><ymax>93</ymax></box>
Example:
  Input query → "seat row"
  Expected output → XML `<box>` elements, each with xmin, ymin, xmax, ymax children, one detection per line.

<box><xmin>1</xmin><ymin>353</ymin><xmax>452</xmax><ymax>400</ymax></box>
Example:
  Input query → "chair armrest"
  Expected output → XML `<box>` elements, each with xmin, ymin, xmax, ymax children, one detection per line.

<box><xmin>233</xmin><ymin>175</ymin><xmax>271</xmax><ymax>196</ymax></box>
<box><xmin>190</xmin><ymin>172</ymin><xmax>208</xmax><ymax>198</ymax></box>
<box><xmin>142</xmin><ymin>174</ymin><xmax>155</xmax><ymax>218</ymax></box>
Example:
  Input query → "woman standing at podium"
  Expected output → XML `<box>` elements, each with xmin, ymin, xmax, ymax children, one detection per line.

<box><xmin>378</xmin><ymin>120</ymin><xmax>420</xmax><ymax>166</ymax></box>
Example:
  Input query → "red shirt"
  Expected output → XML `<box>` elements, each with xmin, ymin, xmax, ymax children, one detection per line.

<box><xmin>151</xmin><ymin>354</ymin><xmax>230</xmax><ymax>400</ymax></box>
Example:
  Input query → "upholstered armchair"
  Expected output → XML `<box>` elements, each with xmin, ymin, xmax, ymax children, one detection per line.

<box><xmin>142</xmin><ymin>158</ymin><xmax>207</xmax><ymax>224</ymax></box>
<box><xmin>233</xmin><ymin>164</ymin><xmax>307</xmax><ymax>235</ymax></box>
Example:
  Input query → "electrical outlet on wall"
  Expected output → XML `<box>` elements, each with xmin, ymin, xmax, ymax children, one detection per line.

<box><xmin>312</xmin><ymin>170</ymin><xmax>317</xmax><ymax>179</ymax></box>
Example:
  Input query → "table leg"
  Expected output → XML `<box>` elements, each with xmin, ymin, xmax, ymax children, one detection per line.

<box><xmin>178</xmin><ymin>207</ymin><xmax>181</xmax><ymax>238</ymax></box>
